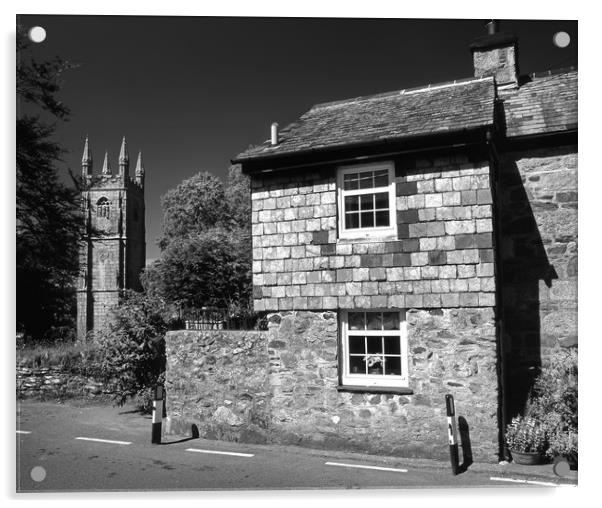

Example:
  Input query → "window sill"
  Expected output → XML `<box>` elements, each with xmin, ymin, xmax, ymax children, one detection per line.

<box><xmin>336</xmin><ymin>234</ymin><xmax>399</xmax><ymax>244</ymax></box>
<box><xmin>337</xmin><ymin>385</ymin><xmax>414</xmax><ymax>395</ymax></box>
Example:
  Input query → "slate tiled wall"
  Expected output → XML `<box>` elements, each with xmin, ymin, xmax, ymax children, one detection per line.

<box><xmin>251</xmin><ymin>154</ymin><xmax>496</xmax><ymax>312</ymax></box>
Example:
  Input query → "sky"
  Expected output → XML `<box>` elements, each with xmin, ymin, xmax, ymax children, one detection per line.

<box><xmin>17</xmin><ymin>15</ymin><xmax>577</xmax><ymax>261</ymax></box>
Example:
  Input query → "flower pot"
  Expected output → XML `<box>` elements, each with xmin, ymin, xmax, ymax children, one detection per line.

<box><xmin>368</xmin><ymin>367</ymin><xmax>383</xmax><ymax>375</ymax></box>
<box><xmin>510</xmin><ymin>450</ymin><xmax>543</xmax><ymax>465</ymax></box>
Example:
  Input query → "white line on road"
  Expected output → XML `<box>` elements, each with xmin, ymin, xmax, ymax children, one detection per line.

<box><xmin>490</xmin><ymin>476</ymin><xmax>573</xmax><ymax>487</ymax></box>
<box><xmin>186</xmin><ymin>448</ymin><xmax>254</xmax><ymax>458</ymax></box>
<box><xmin>325</xmin><ymin>461</ymin><xmax>408</xmax><ymax>473</ymax></box>
<box><xmin>16</xmin><ymin>430</ymin><xmax>31</xmax><ymax>434</ymax></box>
<box><xmin>75</xmin><ymin>437</ymin><xmax>132</xmax><ymax>445</ymax></box>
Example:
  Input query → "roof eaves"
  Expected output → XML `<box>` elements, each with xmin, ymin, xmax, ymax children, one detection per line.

<box><xmin>232</xmin><ymin>124</ymin><xmax>492</xmax><ymax>165</ymax></box>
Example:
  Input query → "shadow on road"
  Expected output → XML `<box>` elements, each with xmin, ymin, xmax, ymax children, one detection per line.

<box><xmin>159</xmin><ymin>436</ymin><xmax>198</xmax><ymax>446</ymax></box>
<box><xmin>159</xmin><ymin>424</ymin><xmax>200</xmax><ymax>445</ymax></box>
<box><xmin>457</xmin><ymin>416</ymin><xmax>473</xmax><ymax>474</ymax></box>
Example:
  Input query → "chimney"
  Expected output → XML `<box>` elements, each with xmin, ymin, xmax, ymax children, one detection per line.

<box><xmin>470</xmin><ymin>20</ymin><xmax>519</xmax><ymax>87</ymax></box>
<box><xmin>270</xmin><ymin>122</ymin><xmax>279</xmax><ymax>146</ymax></box>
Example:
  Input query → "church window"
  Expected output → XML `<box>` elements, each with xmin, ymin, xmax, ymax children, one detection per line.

<box><xmin>97</xmin><ymin>197</ymin><xmax>110</xmax><ymax>218</ymax></box>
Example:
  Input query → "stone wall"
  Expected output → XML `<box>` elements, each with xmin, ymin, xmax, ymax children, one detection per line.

<box><xmin>165</xmin><ymin>310</ymin><xmax>499</xmax><ymax>462</ymax></box>
<box><xmin>266</xmin><ymin>310</ymin><xmax>498</xmax><ymax>461</ymax></box>
<box><xmin>164</xmin><ymin>330</ymin><xmax>271</xmax><ymax>443</ymax></box>
<box><xmin>251</xmin><ymin>154</ymin><xmax>496</xmax><ymax>313</ymax></box>
<box><xmin>498</xmin><ymin>144</ymin><xmax>578</xmax><ymax>417</ymax></box>
<box><xmin>17</xmin><ymin>366</ymin><xmax>106</xmax><ymax>399</ymax></box>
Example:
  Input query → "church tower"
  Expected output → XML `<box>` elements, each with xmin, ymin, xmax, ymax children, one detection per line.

<box><xmin>77</xmin><ymin>136</ymin><xmax>146</xmax><ymax>340</ymax></box>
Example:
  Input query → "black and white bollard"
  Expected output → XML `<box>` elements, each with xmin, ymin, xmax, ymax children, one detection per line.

<box><xmin>445</xmin><ymin>394</ymin><xmax>459</xmax><ymax>475</ymax></box>
<box><xmin>152</xmin><ymin>385</ymin><xmax>164</xmax><ymax>445</ymax></box>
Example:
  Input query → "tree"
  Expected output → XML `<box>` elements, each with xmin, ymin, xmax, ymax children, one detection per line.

<box><xmin>143</xmin><ymin>166</ymin><xmax>253</xmax><ymax>318</ymax></box>
<box><xmin>16</xmin><ymin>27</ymin><xmax>83</xmax><ymax>341</ymax></box>
<box><xmin>144</xmin><ymin>228</ymin><xmax>251</xmax><ymax>311</ymax></box>
<box><xmin>225</xmin><ymin>164</ymin><xmax>252</xmax><ymax>230</ymax></box>
<box><xmin>158</xmin><ymin>171</ymin><xmax>228</xmax><ymax>250</ymax></box>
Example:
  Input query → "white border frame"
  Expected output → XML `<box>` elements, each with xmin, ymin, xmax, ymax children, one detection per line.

<box><xmin>340</xmin><ymin>309</ymin><xmax>409</xmax><ymax>388</ymax></box>
<box><xmin>336</xmin><ymin>161</ymin><xmax>397</xmax><ymax>240</ymax></box>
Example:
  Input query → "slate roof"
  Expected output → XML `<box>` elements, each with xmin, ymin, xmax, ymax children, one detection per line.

<box><xmin>499</xmin><ymin>69</ymin><xmax>577</xmax><ymax>138</ymax></box>
<box><xmin>234</xmin><ymin>77</ymin><xmax>496</xmax><ymax>162</ymax></box>
<box><xmin>234</xmin><ymin>69</ymin><xmax>577</xmax><ymax>164</ymax></box>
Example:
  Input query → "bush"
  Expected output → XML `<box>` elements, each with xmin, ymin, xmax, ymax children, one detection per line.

<box><xmin>93</xmin><ymin>291</ymin><xmax>172</xmax><ymax>408</ymax></box>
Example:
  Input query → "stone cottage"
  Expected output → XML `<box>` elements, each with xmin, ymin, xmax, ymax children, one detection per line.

<box><xmin>165</xmin><ymin>23</ymin><xmax>577</xmax><ymax>462</ymax></box>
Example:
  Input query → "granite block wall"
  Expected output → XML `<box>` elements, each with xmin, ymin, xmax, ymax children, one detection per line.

<box><xmin>165</xmin><ymin>309</ymin><xmax>499</xmax><ymax>462</ymax></box>
<box><xmin>251</xmin><ymin>154</ymin><xmax>496</xmax><ymax>313</ymax></box>
<box><xmin>498</xmin><ymin>144</ymin><xmax>578</xmax><ymax>417</ymax></box>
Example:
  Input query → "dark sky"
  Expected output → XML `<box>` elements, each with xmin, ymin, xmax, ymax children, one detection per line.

<box><xmin>17</xmin><ymin>16</ymin><xmax>577</xmax><ymax>261</ymax></box>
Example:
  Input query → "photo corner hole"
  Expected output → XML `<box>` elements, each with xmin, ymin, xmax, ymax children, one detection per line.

<box><xmin>28</xmin><ymin>26</ymin><xmax>46</xmax><ymax>43</ymax></box>
<box><xmin>30</xmin><ymin>466</ymin><xmax>46</xmax><ymax>482</ymax></box>
<box><xmin>553</xmin><ymin>32</ymin><xmax>570</xmax><ymax>48</ymax></box>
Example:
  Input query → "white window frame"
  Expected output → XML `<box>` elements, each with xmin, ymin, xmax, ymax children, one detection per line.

<box><xmin>337</xmin><ymin>161</ymin><xmax>397</xmax><ymax>240</ymax></box>
<box><xmin>340</xmin><ymin>309</ymin><xmax>409</xmax><ymax>389</ymax></box>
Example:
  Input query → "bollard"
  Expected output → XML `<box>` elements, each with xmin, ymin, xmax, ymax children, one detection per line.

<box><xmin>445</xmin><ymin>394</ymin><xmax>459</xmax><ymax>475</ymax></box>
<box><xmin>152</xmin><ymin>385</ymin><xmax>164</xmax><ymax>445</ymax></box>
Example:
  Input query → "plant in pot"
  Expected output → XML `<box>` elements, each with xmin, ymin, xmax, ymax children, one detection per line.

<box><xmin>505</xmin><ymin>415</ymin><xmax>547</xmax><ymax>465</ymax></box>
<box><xmin>364</xmin><ymin>354</ymin><xmax>384</xmax><ymax>375</ymax></box>
<box><xmin>526</xmin><ymin>346</ymin><xmax>578</xmax><ymax>469</ymax></box>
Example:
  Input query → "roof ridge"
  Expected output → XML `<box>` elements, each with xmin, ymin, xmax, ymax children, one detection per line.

<box><xmin>311</xmin><ymin>76</ymin><xmax>494</xmax><ymax>111</ymax></box>
<box><xmin>529</xmin><ymin>66</ymin><xmax>578</xmax><ymax>79</ymax></box>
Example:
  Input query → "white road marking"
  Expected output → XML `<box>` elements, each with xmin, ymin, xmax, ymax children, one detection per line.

<box><xmin>186</xmin><ymin>448</ymin><xmax>254</xmax><ymax>458</ymax></box>
<box><xmin>489</xmin><ymin>476</ymin><xmax>573</xmax><ymax>487</ymax></box>
<box><xmin>75</xmin><ymin>437</ymin><xmax>132</xmax><ymax>445</ymax></box>
<box><xmin>325</xmin><ymin>461</ymin><xmax>408</xmax><ymax>473</ymax></box>
<box><xmin>16</xmin><ymin>430</ymin><xmax>31</xmax><ymax>434</ymax></box>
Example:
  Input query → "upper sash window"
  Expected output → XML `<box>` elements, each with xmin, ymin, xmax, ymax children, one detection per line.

<box><xmin>337</xmin><ymin>162</ymin><xmax>397</xmax><ymax>239</ymax></box>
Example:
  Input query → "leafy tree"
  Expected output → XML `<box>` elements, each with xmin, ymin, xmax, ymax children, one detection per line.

<box><xmin>225</xmin><ymin>164</ymin><xmax>252</xmax><ymax>230</ymax></box>
<box><xmin>158</xmin><ymin>171</ymin><xmax>228</xmax><ymax>250</ymax></box>
<box><xmin>144</xmin><ymin>228</ymin><xmax>251</xmax><ymax>312</ymax></box>
<box><xmin>144</xmin><ymin>165</ymin><xmax>253</xmax><ymax>319</ymax></box>
<box><xmin>16</xmin><ymin>27</ymin><xmax>83</xmax><ymax>341</ymax></box>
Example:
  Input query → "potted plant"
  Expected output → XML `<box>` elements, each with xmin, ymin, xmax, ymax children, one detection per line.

<box><xmin>364</xmin><ymin>355</ymin><xmax>384</xmax><ymax>375</ymax></box>
<box><xmin>525</xmin><ymin>347</ymin><xmax>578</xmax><ymax>469</ymax></box>
<box><xmin>505</xmin><ymin>415</ymin><xmax>547</xmax><ymax>465</ymax></box>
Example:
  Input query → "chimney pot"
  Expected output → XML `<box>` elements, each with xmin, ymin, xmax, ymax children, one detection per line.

<box><xmin>271</xmin><ymin>122</ymin><xmax>279</xmax><ymax>146</ymax></box>
<box><xmin>486</xmin><ymin>20</ymin><xmax>500</xmax><ymax>35</ymax></box>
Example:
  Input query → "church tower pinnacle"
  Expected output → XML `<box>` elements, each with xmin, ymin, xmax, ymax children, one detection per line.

<box><xmin>101</xmin><ymin>150</ymin><xmax>112</xmax><ymax>175</ymax></box>
<box><xmin>118</xmin><ymin>136</ymin><xmax>129</xmax><ymax>177</ymax></box>
<box><xmin>134</xmin><ymin>150</ymin><xmax>145</xmax><ymax>185</ymax></box>
<box><xmin>81</xmin><ymin>135</ymin><xmax>92</xmax><ymax>177</ymax></box>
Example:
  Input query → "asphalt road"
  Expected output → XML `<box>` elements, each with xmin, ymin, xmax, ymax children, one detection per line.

<box><xmin>16</xmin><ymin>400</ymin><xmax>576</xmax><ymax>492</ymax></box>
